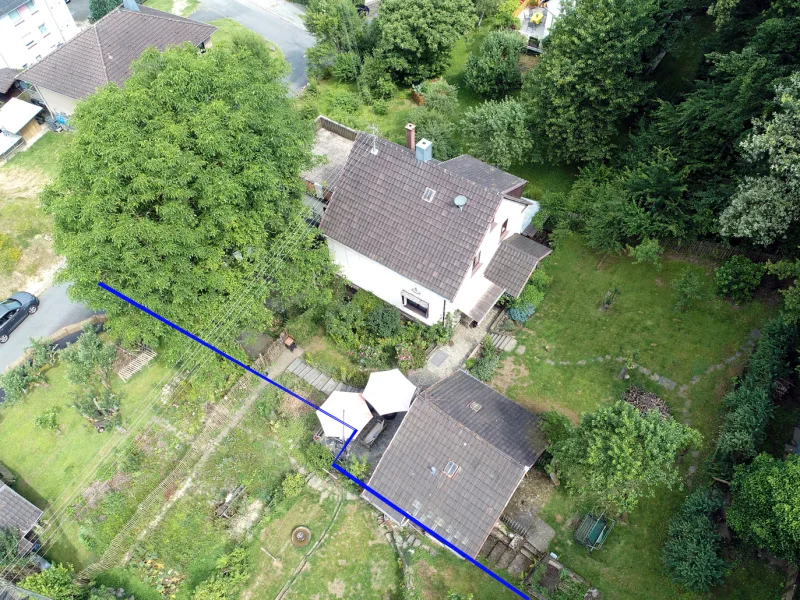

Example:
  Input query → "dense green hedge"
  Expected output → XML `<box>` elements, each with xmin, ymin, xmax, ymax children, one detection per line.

<box><xmin>713</xmin><ymin>317</ymin><xmax>797</xmax><ymax>473</ymax></box>
<box><xmin>662</xmin><ymin>489</ymin><xmax>727</xmax><ymax>592</ymax></box>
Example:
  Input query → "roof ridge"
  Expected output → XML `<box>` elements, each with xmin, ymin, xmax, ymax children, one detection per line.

<box><xmin>93</xmin><ymin>25</ymin><xmax>110</xmax><ymax>84</ymax></box>
<box><xmin>123</xmin><ymin>6</ymin><xmax>216</xmax><ymax>27</ymax></box>
<box><xmin>421</xmin><ymin>387</ymin><xmax>528</xmax><ymax>469</ymax></box>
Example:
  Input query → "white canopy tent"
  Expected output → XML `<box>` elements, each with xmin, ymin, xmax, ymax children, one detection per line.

<box><xmin>316</xmin><ymin>391</ymin><xmax>374</xmax><ymax>440</ymax></box>
<box><xmin>362</xmin><ymin>369</ymin><xmax>416</xmax><ymax>416</ymax></box>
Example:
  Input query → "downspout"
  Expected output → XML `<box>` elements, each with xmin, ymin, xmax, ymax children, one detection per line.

<box><xmin>442</xmin><ymin>299</ymin><xmax>446</xmax><ymax>325</ymax></box>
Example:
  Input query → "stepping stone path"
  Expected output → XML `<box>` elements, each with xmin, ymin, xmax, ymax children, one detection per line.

<box><xmin>286</xmin><ymin>357</ymin><xmax>361</xmax><ymax>394</ymax></box>
<box><xmin>490</xmin><ymin>332</ymin><xmax>517</xmax><ymax>353</ymax></box>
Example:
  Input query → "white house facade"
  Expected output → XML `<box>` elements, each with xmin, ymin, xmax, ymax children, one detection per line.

<box><xmin>305</xmin><ymin>117</ymin><xmax>552</xmax><ymax>326</ymax></box>
<box><xmin>0</xmin><ymin>0</ymin><xmax>77</xmax><ymax>69</ymax></box>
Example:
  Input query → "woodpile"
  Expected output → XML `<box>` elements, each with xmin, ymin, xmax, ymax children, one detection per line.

<box><xmin>624</xmin><ymin>386</ymin><xmax>670</xmax><ymax>419</ymax></box>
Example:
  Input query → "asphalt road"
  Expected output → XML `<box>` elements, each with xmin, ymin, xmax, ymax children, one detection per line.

<box><xmin>191</xmin><ymin>0</ymin><xmax>313</xmax><ymax>92</ymax></box>
<box><xmin>67</xmin><ymin>0</ymin><xmax>89</xmax><ymax>22</ymax></box>
<box><xmin>0</xmin><ymin>282</ymin><xmax>98</xmax><ymax>372</ymax></box>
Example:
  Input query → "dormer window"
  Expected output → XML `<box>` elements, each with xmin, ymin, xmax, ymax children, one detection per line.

<box><xmin>500</xmin><ymin>219</ymin><xmax>508</xmax><ymax>238</ymax></box>
<box><xmin>471</xmin><ymin>252</ymin><xmax>481</xmax><ymax>275</ymax></box>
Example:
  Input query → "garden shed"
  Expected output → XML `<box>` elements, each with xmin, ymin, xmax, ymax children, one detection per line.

<box><xmin>0</xmin><ymin>98</ymin><xmax>42</xmax><ymax>142</ymax></box>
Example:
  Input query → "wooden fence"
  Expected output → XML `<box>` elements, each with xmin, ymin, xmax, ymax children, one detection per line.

<box><xmin>659</xmin><ymin>238</ymin><xmax>779</xmax><ymax>263</ymax></box>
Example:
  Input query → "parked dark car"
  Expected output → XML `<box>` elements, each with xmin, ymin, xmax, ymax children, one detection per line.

<box><xmin>0</xmin><ymin>292</ymin><xmax>39</xmax><ymax>343</ymax></box>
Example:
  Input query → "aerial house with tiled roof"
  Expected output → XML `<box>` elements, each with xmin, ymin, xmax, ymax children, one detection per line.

<box><xmin>362</xmin><ymin>370</ymin><xmax>546</xmax><ymax>558</ymax></box>
<box><xmin>0</xmin><ymin>482</ymin><xmax>42</xmax><ymax>557</ymax></box>
<box><xmin>305</xmin><ymin>116</ymin><xmax>552</xmax><ymax>326</ymax></box>
<box><xmin>16</xmin><ymin>1</ymin><xmax>216</xmax><ymax>117</ymax></box>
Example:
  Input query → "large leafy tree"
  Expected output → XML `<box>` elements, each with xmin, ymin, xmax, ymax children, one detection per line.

<box><xmin>89</xmin><ymin>0</ymin><xmax>119</xmax><ymax>22</ymax></box>
<box><xmin>720</xmin><ymin>74</ymin><xmax>800</xmax><ymax>246</ymax></box>
<box><xmin>524</xmin><ymin>0</ymin><xmax>665</xmax><ymax>162</ymax></box>
<box><xmin>461</xmin><ymin>99</ymin><xmax>532</xmax><ymax>170</ymax></box>
<box><xmin>43</xmin><ymin>34</ymin><xmax>333</xmax><ymax>358</ymax></box>
<box><xmin>373</xmin><ymin>0</ymin><xmax>476</xmax><ymax>84</ymax></box>
<box><xmin>728</xmin><ymin>453</ymin><xmax>800</xmax><ymax>561</ymax></box>
<box><xmin>550</xmin><ymin>402</ymin><xmax>701</xmax><ymax>513</ymax></box>
<box><xmin>304</xmin><ymin>0</ymin><xmax>369</xmax><ymax>79</ymax></box>
<box><xmin>464</xmin><ymin>30</ymin><xmax>524</xmax><ymax>99</ymax></box>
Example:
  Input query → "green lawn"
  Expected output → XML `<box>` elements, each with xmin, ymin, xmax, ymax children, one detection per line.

<box><xmin>498</xmin><ymin>233</ymin><xmax>778</xmax><ymax>600</ymax></box>
<box><xmin>412</xmin><ymin>547</ymin><xmax>520</xmax><ymax>600</ymax></box>
<box><xmin>538</xmin><ymin>485</ymin><xmax>785</xmax><ymax>600</ymax></box>
<box><xmin>243</xmin><ymin>489</ymin><xmax>343</xmax><ymax>600</ymax></box>
<box><xmin>3</xmin><ymin>131</ymin><xmax>72</xmax><ymax>178</ymax></box>
<box><xmin>286</xmin><ymin>502</ymin><xmax>402</xmax><ymax>600</ymax></box>
<box><xmin>0</xmin><ymin>357</ymin><xmax>171</xmax><ymax>567</ymax></box>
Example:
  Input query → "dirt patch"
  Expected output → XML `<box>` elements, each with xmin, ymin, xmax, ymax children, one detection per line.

<box><xmin>230</xmin><ymin>499</ymin><xmax>264</xmax><ymax>539</ymax></box>
<box><xmin>503</xmin><ymin>469</ymin><xmax>554</xmax><ymax>532</ymax></box>
<box><xmin>327</xmin><ymin>578</ymin><xmax>346</xmax><ymax>598</ymax></box>
<box><xmin>281</xmin><ymin>391</ymin><xmax>313</xmax><ymax>418</ymax></box>
<box><xmin>0</xmin><ymin>167</ymin><xmax>47</xmax><ymax>201</ymax></box>
<box><xmin>493</xmin><ymin>356</ymin><xmax>529</xmax><ymax>394</ymax></box>
<box><xmin>538</xmin><ymin>563</ymin><xmax>561</xmax><ymax>592</ymax></box>
<box><xmin>519</xmin><ymin>53</ymin><xmax>540</xmax><ymax>74</ymax></box>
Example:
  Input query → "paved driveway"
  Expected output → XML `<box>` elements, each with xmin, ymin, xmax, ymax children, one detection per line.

<box><xmin>0</xmin><ymin>282</ymin><xmax>98</xmax><ymax>372</ymax></box>
<box><xmin>191</xmin><ymin>0</ymin><xmax>313</xmax><ymax>92</ymax></box>
<box><xmin>67</xmin><ymin>0</ymin><xmax>89</xmax><ymax>23</ymax></box>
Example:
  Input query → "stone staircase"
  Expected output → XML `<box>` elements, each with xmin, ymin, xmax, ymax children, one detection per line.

<box><xmin>479</xmin><ymin>528</ymin><xmax>540</xmax><ymax>578</ymax></box>
<box><xmin>490</xmin><ymin>331</ymin><xmax>517</xmax><ymax>353</ymax></box>
<box><xmin>286</xmin><ymin>357</ymin><xmax>361</xmax><ymax>394</ymax></box>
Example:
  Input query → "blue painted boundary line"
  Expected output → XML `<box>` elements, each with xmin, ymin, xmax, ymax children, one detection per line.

<box><xmin>98</xmin><ymin>282</ymin><xmax>530</xmax><ymax>600</ymax></box>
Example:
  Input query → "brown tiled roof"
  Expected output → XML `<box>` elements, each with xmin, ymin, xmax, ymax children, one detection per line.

<box><xmin>362</xmin><ymin>370</ymin><xmax>545</xmax><ymax>558</ymax></box>
<box><xmin>18</xmin><ymin>6</ymin><xmax>216</xmax><ymax>100</ymax></box>
<box><xmin>0</xmin><ymin>69</ymin><xmax>18</xmax><ymax>95</ymax></box>
<box><xmin>0</xmin><ymin>483</ymin><xmax>42</xmax><ymax>538</ymax></box>
<box><xmin>440</xmin><ymin>155</ymin><xmax>527</xmax><ymax>195</ymax></box>
<box><xmin>321</xmin><ymin>135</ymin><xmax>508</xmax><ymax>300</ymax></box>
<box><xmin>485</xmin><ymin>234</ymin><xmax>552</xmax><ymax>297</ymax></box>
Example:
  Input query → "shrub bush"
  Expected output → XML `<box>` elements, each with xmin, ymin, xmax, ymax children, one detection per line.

<box><xmin>355</xmin><ymin>343</ymin><xmax>388</xmax><ymax>368</ymax></box>
<box><xmin>395</xmin><ymin>341</ymin><xmax>426</xmax><ymax>371</ymax></box>
<box><xmin>468</xmin><ymin>336</ymin><xmax>500</xmax><ymax>381</ymax></box>
<box><xmin>671</xmin><ymin>268</ymin><xmax>705</xmax><ymax>311</ymax></box>
<box><xmin>372</xmin><ymin>99</ymin><xmax>389</xmax><ymax>115</ymax></box>
<box><xmin>662</xmin><ymin>489</ymin><xmax>727</xmax><ymax>592</ymax></box>
<box><xmin>464</xmin><ymin>31</ymin><xmax>524</xmax><ymax>99</ymax></box>
<box><xmin>302</xmin><ymin>442</ymin><xmax>335</xmax><ymax>475</ymax></box>
<box><xmin>192</xmin><ymin>548</ymin><xmax>250</xmax><ymax>600</ymax></box>
<box><xmin>366</xmin><ymin>305</ymin><xmax>402</xmax><ymax>338</ymax></box>
<box><xmin>34</xmin><ymin>407</ymin><xmax>59</xmax><ymax>430</ymax></box>
<box><xmin>286</xmin><ymin>309</ymin><xmax>321</xmax><ymax>346</ymax></box>
<box><xmin>0</xmin><ymin>363</ymin><xmax>44</xmax><ymax>404</ymax></box>
<box><xmin>715</xmin><ymin>256</ymin><xmax>764</xmax><ymax>302</ymax></box>
<box><xmin>281</xmin><ymin>472</ymin><xmax>306</xmax><ymax>499</ymax></box>
<box><xmin>328</xmin><ymin>91</ymin><xmax>361</xmax><ymax>115</ymax></box>
<box><xmin>332</xmin><ymin>51</ymin><xmax>361</xmax><ymax>82</ymax></box>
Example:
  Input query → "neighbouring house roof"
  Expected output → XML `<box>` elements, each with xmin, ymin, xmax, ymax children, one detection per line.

<box><xmin>0</xmin><ymin>69</ymin><xmax>18</xmax><ymax>95</ymax></box>
<box><xmin>321</xmin><ymin>134</ymin><xmax>520</xmax><ymax>300</ymax></box>
<box><xmin>18</xmin><ymin>5</ymin><xmax>216</xmax><ymax>101</ymax></box>
<box><xmin>362</xmin><ymin>370</ymin><xmax>545</xmax><ymax>558</ymax></box>
<box><xmin>485</xmin><ymin>234</ymin><xmax>553</xmax><ymax>297</ymax></box>
<box><xmin>0</xmin><ymin>483</ymin><xmax>42</xmax><ymax>538</ymax></box>
<box><xmin>0</xmin><ymin>98</ymin><xmax>42</xmax><ymax>134</ymax></box>
<box><xmin>0</xmin><ymin>0</ymin><xmax>22</xmax><ymax>17</ymax></box>
<box><xmin>441</xmin><ymin>155</ymin><xmax>527</xmax><ymax>195</ymax></box>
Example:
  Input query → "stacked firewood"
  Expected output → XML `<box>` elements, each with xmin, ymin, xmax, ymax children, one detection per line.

<box><xmin>624</xmin><ymin>386</ymin><xmax>670</xmax><ymax>419</ymax></box>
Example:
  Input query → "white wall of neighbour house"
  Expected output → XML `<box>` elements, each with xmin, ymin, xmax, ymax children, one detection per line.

<box><xmin>327</xmin><ymin>238</ymin><xmax>454</xmax><ymax>326</ymax></box>
<box><xmin>36</xmin><ymin>86</ymin><xmax>76</xmax><ymax>115</ymax></box>
<box><xmin>0</xmin><ymin>0</ymin><xmax>77</xmax><ymax>69</ymax></box>
<box><xmin>452</xmin><ymin>197</ymin><xmax>535</xmax><ymax>314</ymax></box>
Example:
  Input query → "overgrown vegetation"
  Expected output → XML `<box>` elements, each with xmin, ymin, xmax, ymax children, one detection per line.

<box><xmin>713</xmin><ymin>317</ymin><xmax>797</xmax><ymax>473</ymax></box>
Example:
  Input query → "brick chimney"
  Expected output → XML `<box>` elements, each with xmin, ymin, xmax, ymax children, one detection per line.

<box><xmin>405</xmin><ymin>123</ymin><xmax>416</xmax><ymax>151</ymax></box>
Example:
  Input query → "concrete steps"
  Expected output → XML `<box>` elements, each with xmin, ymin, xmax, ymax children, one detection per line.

<box><xmin>490</xmin><ymin>332</ymin><xmax>517</xmax><ymax>353</ymax></box>
<box><xmin>286</xmin><ymin>357</ymin><xmax>360</xmax><ymax>394</ymax></box>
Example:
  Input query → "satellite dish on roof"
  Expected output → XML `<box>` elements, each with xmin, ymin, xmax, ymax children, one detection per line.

<box><xmin>454</xmin><ymin>195</ymin><xmax>468</xmax><ymax>211</ymax></box>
